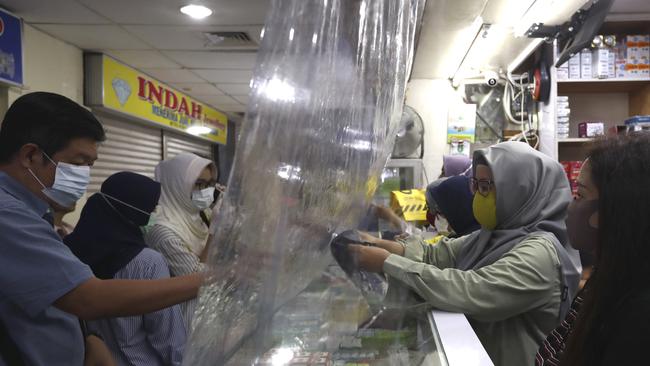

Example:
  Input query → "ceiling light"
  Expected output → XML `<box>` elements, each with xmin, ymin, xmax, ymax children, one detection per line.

<box><xmin>180</xmin><ymin>4</ymin><xmax>213</xmax><ymax>19</ymax></box>
<box><xmin>187</xmin><ymin>125</ymin><xmax>213</xmax><ymax>135</ymax></box>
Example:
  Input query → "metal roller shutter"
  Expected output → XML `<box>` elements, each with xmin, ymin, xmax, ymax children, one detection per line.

<box><xmin>163</xmin><ymin>131</ymin><xmax>214</xmax><ymax>160</ymax></box>
<box><xmin>90</xmin><ymin>113</ymin><xmax>163</xmax><ymax>193</ymax></box>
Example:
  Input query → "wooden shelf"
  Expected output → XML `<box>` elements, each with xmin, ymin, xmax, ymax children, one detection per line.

<box><xmin>558</xmin><ymin>78</ymin><xmax>650</xmax><ymax>94</ymax></box>
<box><xmin>558</xmin><ymin>138</ymin><xmax>595</xmax><ymax>143</ymax></box>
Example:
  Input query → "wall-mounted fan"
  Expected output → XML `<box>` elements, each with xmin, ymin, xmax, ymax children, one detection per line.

<box><xmin>392</xmin><ymin>105</ymin><xmax>424</xmax><ymax>159</ymax></box>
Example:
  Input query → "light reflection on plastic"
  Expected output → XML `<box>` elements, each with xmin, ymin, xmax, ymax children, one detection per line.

<box><xmin>312</xmin><ymin>33</ymin><xmax>318</xmax><ymax>44</ymax></box>
<box><xmin>344</xmin><ymin>140</ymin><xmax>372</xmax><ymax>151</ymax></box>
<box><xmin>261</xmin><ymin>78</ymin><xmax>297</xmax><ymax>103</ymax></box>
<box><xmin>289</xmin><ymin>28</ymin><xmax>295</xmax><ymax>41</ymax></box>
<box><xmin>270</xmin><ymin>348</ymin><xmax>294</xmax><ymax>366</ymax></box>
<box><xmin>277</xmin><ymin>164</ymin><xmax>302</xmax><ymax>181</ymax></box>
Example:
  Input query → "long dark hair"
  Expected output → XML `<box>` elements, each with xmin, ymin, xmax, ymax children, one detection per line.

<box><xmin>561</xmin><ymin>133</ymin><xmax>650</xmax><ymax>366</ymax></box>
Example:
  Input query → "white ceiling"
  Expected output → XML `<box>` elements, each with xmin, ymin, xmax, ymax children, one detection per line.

<box><xmin>412</xmin><ymin>0</ymin><xmax>650</xmax><ymax>80</ymax></box>
<box><xmin>2</xmin><ymin>0</ymin><xmax>648</xmax><ymax>114</ymax></box>
<box><xmin>0</xmin><ymin>0</ymin><xmax>270</xmax><ymax>114</ymax></box>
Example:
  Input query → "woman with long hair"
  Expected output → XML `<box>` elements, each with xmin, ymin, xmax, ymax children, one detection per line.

<box><xmin>536</xmin><ymin>132</ymin><xmax>650</xmax><ymax>366</ymax></box>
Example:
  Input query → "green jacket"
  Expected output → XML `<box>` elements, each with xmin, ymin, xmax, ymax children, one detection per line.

<box><xmin>383</xmin><ymin>234</ymin><xmax>563</xmax><ymax>366</ymax></box>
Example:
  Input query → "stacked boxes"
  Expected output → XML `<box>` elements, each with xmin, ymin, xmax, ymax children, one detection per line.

<box><xmin>568</xmin><ymin>54</ymin><xmax>581</xmax><ymax>79</ymax></box>
<box><xmin>557</xmin><ymin>96</ymin><xmax>570</xmax><ymax>140</ymax></box>
<box><xmin>561</xmin><ymin>161</ymin><xmax>583</xmax><ymax>196</ymax></box>
<box><xmin>560</xmin><ymin>34</ymin><xmax>650</xmax><ymax>79</ymax></box>
<box><xmin>626</xmin><ymin>35</ymin><xmax>650</xmax><ymax>77</ymax></box>
<box><xmin>580</xmin><ymin>50</ymin><xmax>592</xmax><ymax>79</ymax></box>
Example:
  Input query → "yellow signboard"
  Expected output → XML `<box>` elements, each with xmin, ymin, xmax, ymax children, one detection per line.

<box><xmin>101</xmin><ymin>55</ymin><xmax>227</xmax><ymax>144</ymax></box>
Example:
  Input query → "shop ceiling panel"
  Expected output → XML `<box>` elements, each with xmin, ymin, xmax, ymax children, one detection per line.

<box><xmin>611</xmin><ymin>0</ymin><xmax>650</xmax><ymax>13</ymax></box>
<box><xmin>411</xmin><ymin>0</ymin><xmax>488</xmax><ymax>79</ymax></box>
<box><xmin>215</xmin><ymin>83</ymin><xmax>251</xmax><ymax>95</ymax></box>
<box><xmin>197</xmin><ymin>94</ymin><xmax>240</xmax><ymax>105</ymax></box>
<box><xmin>123</xmin><ymin>25</ymin><xmax>263</xmax><ymax>50</ymax></box>
<box><xmin>79</xmin><ymin>0</ymin><xmax>269</xmax><ymax>26</ymax></box>
<box><xmin>193</xmin><ymin>69</ymin><xmax>254</xmax><ymax>83</ymax></box>
<box><xmin>162</xmin><ymin>51</ymin><xmax>257</xmax><ymax>69</ymax></box>
<box><xmin>34</xmin><ymin>24</ymin><xmax>150</xmax><ymax>50</ymax></box>
<box><xmin>213</xmin><ymin>103</ymin><xmax>246</xmax><ymax>112</ymax></box>
<box><xmin>170</xmin><ymin>82</ymin><xmax>225</xmax><ymax>95</ymax></box>
<box><xmin>141</xmin><ymin>68</ymin><xmax>204</xmax><ymax>83</ymax></box>
<box><xmin>232</xmin><ymin>95</ymin><xmax>249</xmax><ymax>104</ymax></box>
<box><xmin>105</xmin><ymin>50</ymin><xmax>181</xmax><ymax>69</ymax></box>
<box><xmin>0</xmin><ymin>0</ymin><xmax>110</xmax><ymax>24</ymax></box>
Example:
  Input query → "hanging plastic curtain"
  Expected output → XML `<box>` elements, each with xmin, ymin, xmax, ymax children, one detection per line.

<box><xmin>183</xmin><ymin>0</ymin><xmax>424</xmax><ymax>364</ymax></box>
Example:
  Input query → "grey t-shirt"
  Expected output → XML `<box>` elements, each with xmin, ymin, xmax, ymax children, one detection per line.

<box><xmin>0</xmin><ymin>172</ymin><xmax>93</xmax><ymax>366</ymax></box>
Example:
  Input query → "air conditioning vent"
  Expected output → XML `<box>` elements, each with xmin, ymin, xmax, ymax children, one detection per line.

<box><xmin>202</xmin><ymin>31</ymin><xmax>257</xmax><ymax>48</ymax></box>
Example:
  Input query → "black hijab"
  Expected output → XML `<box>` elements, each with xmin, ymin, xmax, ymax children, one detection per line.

<box><xmin>430</xmin><ymin>175</ymin><xmax>480</xmax><ymax>237</ymax></box>
<box><xmin>64</xmin><ymin>172</ymin><xmax>161</xmax><ymax>279</ymax></box>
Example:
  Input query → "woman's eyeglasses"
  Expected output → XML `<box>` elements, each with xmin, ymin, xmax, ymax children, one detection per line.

<box><xmin>470</xmin><ymin>178</ymin><xmax>494</xmax><ymax>197</ymax></box>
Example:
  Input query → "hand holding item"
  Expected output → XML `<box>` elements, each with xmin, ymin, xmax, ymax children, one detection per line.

<box><xmin>348</xmin><ymin>244</ymin><xmax>391</xmax><ymax>273</ymax></box>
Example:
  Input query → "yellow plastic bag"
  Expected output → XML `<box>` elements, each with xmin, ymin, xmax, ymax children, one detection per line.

<box><xmin>390</xmin><ymin>189</ymin><xmax>428</xmax><ymax>222</ymax></box>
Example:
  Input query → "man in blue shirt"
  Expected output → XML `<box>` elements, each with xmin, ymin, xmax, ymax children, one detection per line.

<box><xmin>0</xmin><ymin>92</ymin><xmax>204</xmax><ymax>365</ymax></box>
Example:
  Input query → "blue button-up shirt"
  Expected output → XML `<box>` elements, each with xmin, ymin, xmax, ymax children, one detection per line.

<box><xmin>0</xmin><ymin>171</ymin><xmax>93</xmax><ymax>366</ymax></box>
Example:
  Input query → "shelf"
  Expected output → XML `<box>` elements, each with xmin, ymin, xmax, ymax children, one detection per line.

<box><xmin>558</xmin><ymin>78</ymin><xmax>650</xmax><ymax>94</ymax></box>
<box><xmin>558</xmin><ymin>138</ymin><xmax>594</xmax><ymax>143</ymax></box>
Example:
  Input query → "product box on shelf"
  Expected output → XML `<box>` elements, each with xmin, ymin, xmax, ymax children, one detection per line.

<box><xmin>557</xmin><ymin>62</ymin><xmax>569</xmax><ymax>80</ymax></box>
<box><xmin>580</xmin><ymin>50</ymin><xmax>593</xmax><ymax>79</ymax></box>
<box><xmin>593</xmin><ymin>48</ymin><xmax>610</xmax><ymax>79</ymax></box>
<box><xmin>569</xmin><ymin>54</ymin><xmax>581</xmax><ymax>79</ymax></box>
<box><xmin>578</xmin><ymin>122</ymin><xmax>605</xmax><ymax>138</ymax></box>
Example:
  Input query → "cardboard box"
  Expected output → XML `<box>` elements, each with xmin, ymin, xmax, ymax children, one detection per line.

<box><xmin>569</xmin><ymin>54</ymin><xmax>581</xmax><ymax>79</ymax></box>
<box><xmin>581</xmin><ymin>50</ymin><xmax>593</xmax><ymax>79</ymax></box>
<box><xmin>557</xmin><ymin>62</ymin><xmax>569</xmax><ymax>80</ymax></box>
<box><xmin>593</xmin><ymin>48</ymin><xmax>610</xmax><ymax>78</ymax></box>
<box><xmin>608</xmin><ymin>50</ymin><xmax>616</xmax><ymax>78</ymax></box>
<box><xmin>578</xmin><ymin>121</ymin><xmax>605</xmax><ymax>138</ymax></box>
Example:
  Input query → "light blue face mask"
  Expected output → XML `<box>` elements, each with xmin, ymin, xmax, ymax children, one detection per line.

<box><xmin>192</xmin><ymin>186</ymin><xmax>215</xmax><ymax>210</ymax></box>
<box><xmin>28</xmin><ymin>152</ymin><xmax>90</xmax><ymax>208</ymax></box>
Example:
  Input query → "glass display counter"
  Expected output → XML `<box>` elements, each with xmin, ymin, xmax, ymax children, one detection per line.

<box><xmin>223</xmin><ymin>263</ymin><xmax>491</xmax><ymax>366</ymax></box>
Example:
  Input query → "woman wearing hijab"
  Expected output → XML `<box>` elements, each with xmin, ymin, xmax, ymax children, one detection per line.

<box><xmin>440</xmin><ymin>154</ymin><xmax>472</xmax><ymax>177</ymax></box>
<box><xmin>429</xmin><ymin>175</ymin><xmax>480</xmax><ymax>237</ymax></box>
<box><xmin>536</xmin><ymin>133</ymin><xmax>650</xmax><ymax>366</ymax></box>
<box><xmin>64</xmin><ymin>172</ymin><xmax>186</xmax><ymax>366</ymax></box>
<box><xmin>349</xmin><ymin>141</ymin><xmax>582</xmax><ymax>366</ymax></box>
<box><xmin>145</xmin><ymin>152</ymin><xmax>217</xmax><ymax>331</ymax></box>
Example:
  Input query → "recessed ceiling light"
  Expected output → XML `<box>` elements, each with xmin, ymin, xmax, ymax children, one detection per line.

<box><xmin>180</xmin><ymin>4</ymin><xmax>213</xmax><ymax>19</ymax></box>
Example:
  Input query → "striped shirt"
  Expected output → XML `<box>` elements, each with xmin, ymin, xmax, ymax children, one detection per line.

<box><xmin>535</xmin><ymin>294</ymin><xmax>584</xmax><ymax>366</ymax></box>
<box><xmin>87</xmin><ymin>248</ymin><xmax>186</xmax><ymax>366</ymax></box>
<box><xmin>145</xmin><ymin>225</ymin><xmax>204</xmax><ymax>332</ymax></box>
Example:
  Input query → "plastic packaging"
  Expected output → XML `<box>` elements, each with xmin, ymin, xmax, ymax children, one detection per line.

<box><xmin>183</xmin><ymin>1</ymin><xmax>425</xmax><ymax>365</ymax></box>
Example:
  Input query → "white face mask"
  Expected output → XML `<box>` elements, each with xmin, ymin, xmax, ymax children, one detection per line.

<box><xmin>28</xmin><ymin>152</ymin><xmax>90</xmax><ymax>208</ymax></box>
<box><xmin>434</xmin><ymin>214</ymin><xmax>451</xmax><ymax>235</ymax></box>
<box><xmin>192</xmin><ymin>187</ymin><xmax>215</xmax><ymax>210</ymax></box>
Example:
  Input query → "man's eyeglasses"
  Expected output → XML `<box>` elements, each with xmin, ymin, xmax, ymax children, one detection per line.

<box><xmin>470</xmin><ymin>178</ymin><xmax>495</xmax><ymax>197</ymax></box>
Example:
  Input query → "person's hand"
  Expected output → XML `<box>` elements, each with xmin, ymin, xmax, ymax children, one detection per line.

<box><xmin>348</xmin><ymin>244</ymin><xmax>391</xmax><ymax>273</ymax></box>
<box><xmin>84</xmin><ymin>335</ymin><xmax>116</xmax><ymax>366</ymax></box>
<box><xmin>394</xmin><ymin>232</ymin><xmax>410</xmax><ymax>241</ymax></box>
<box><xmin>372</xmin><ymin>204</ymin><xmax>396</xmax><ymax>221</ymax></box>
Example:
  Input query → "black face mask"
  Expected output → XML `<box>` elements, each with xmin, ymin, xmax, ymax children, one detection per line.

<box><xmin>566</xmin><ymin>199</ymin><xmax>599</xmax><ymax>253</ymax></box>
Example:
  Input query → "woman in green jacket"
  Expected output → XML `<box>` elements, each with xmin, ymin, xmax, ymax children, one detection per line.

<box><xmin>351</xmin><ymin>141</ymin><xmax>581</xmax><ymax>366</ymax></box>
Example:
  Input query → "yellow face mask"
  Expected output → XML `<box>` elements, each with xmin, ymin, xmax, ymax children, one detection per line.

<box><xmin>473</xmin><ymin>190</ymin><xmax>497</xmax><ymax>230</ymax></box>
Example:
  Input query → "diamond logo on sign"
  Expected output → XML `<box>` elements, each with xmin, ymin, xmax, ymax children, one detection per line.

<box><xmin>111</xmin><ymin>77</ymin><xmax>131</xmax><ymax>106</ymax></box>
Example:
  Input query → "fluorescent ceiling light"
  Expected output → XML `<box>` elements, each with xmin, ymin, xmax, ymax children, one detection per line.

<box><xmin>187</xmin><ymin>125</ymin><xmax>213</xmax><ymax>135</ymax></box>
<box><xmin>180</xmin><ymin>4</ymin><xmax>213</xmax><ymax>19</ymax></box>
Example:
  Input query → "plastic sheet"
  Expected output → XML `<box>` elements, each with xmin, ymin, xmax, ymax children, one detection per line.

<box><xmin>183</xmin><ymin>1</ymin><xmax>425</xmax><ymax>364</ymax></box>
